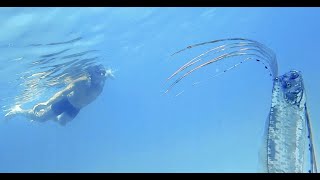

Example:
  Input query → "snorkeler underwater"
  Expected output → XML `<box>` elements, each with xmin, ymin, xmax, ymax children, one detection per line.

<box><xmin>2</xmin><ymin>36</ymin><xmax>116</xmax><ymax>126</ymax></box>
<box><xmin>164</xmin><ymin>38</ymin><xmax>318</xmax><ymax>173</ymax></box>
<box><xmin>5</xmin><ymin>64</ymin><xmax>115</xmax><ymax>126</ymax></box>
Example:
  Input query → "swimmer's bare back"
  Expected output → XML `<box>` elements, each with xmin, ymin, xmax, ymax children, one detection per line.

<box><xmin>67</xmin><ymin>75</ymin><xmax>105</xmax><ymax>109</ymax></box>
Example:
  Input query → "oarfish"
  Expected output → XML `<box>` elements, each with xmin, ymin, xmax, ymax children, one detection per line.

<box><xmin>259</xmin><ymin>70</ymin><xmax>317</xmax><ymax>173</ymax></box>
<box><xmin>164</xmin><ymin>38</ymin><xmax>317</xmax><ymax>173</ymax></box>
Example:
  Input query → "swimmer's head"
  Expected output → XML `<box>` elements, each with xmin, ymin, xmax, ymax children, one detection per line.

<box><xmin>87</xmin><ymin>64</ymin><xmax>106</xmax><ymax>77</ymax></box>
<box><xmin>86</xmin><ymin>64</ymin><xmax>115</xmax><ymax>83</ymax></box>
<box><xmin>86</xmin><ymin>64</ymin><xmax>106</xmax><ymax>84</ymax></box>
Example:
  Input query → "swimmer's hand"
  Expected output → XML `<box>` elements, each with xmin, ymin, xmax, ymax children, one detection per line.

<box><xmin>105</xmin><ymin>68</ymin><xmax>116</xmax><ymax>79</ymax></box>
<box><xmin>4</xmin><ymin>105</ymin><xmax>22</xmax><ymax>122</ymax></box>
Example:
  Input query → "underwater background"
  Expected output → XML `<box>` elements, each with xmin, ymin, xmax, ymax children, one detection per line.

<box><xmin>0</xmin><ymin>7</ymin><xmax>319</xmax><ymax>173</ymax></box>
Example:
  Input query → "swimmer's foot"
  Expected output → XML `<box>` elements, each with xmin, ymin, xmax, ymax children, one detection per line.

<box><xmin>4</xmin><ymin>105</ymin><xmax>22</xmax><ymax>121</ymax></box>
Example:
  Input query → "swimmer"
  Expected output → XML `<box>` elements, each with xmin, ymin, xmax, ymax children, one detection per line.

<box><xmin>5</xmin><ymin>64</ymin><xmax>115</xmax><ymax>126</ymax></box>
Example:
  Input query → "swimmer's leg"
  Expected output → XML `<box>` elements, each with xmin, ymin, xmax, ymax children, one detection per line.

<box><xmin>55</xmin><ymin>112</ymin><xmax>73</xmax><ymax>126</ymax></box>
<box><xmin>4</xmin><ymin>104</ymin><xmax>56</xmax><ymax>123</ymax></box>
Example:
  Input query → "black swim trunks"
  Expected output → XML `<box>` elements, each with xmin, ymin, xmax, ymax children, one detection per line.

<box><xmin>51</xmin><ymin>97</ymin><xmax>80</xmax><ymax>118</ymax></box>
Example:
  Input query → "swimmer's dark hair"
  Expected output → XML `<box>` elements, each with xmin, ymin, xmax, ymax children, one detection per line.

<box><xmin>86</xmin><ymin>64</ymin><xmax>106</xmax><ymax>79</ymax></box>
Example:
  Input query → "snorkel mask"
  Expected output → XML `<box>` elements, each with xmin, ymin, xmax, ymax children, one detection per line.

<box><xmin>87</xmin><ymin>64</ymin><xmax>115</xmax><ymax>80</ymax></box>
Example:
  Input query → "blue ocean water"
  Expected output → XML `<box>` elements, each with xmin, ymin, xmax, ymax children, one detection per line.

<box><xmin>0</xmin><ymin>7</ymin><xmax>319</xmax><ymax>173</ymax></box>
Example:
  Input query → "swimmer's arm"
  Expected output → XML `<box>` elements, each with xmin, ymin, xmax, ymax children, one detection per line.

<box><xmin>43</xmin><ymin>84</ymin><xmax>74</xmax><ymax>106</ymax></box>
<box><xmin>43</xmin><ymin>76</ymin><xmax>89</xmax><ymax>106</ymax></box>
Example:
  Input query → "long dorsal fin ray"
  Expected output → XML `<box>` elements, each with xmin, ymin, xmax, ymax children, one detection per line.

<box><xmin>164</xmin><ymin>38</ymin><xmax>278</xmax><ymax>94</ymax></box>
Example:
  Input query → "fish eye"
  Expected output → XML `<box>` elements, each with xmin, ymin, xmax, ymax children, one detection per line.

<box><xmin>286</xmin><ymin>82</ymin><xmax>291</xmax><ymax>88</ymax></box>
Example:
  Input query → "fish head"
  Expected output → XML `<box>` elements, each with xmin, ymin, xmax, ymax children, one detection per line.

<box><xmin>276</xmin><ymin>70</ymin><xmax>304</xmax><ymax>105</ymax></box>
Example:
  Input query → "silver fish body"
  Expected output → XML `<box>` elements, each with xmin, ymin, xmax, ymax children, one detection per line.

<box><xmin>260</xmin><ymin>70</ymin><xmax>316</xmax><ymax>173</ymax></box>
